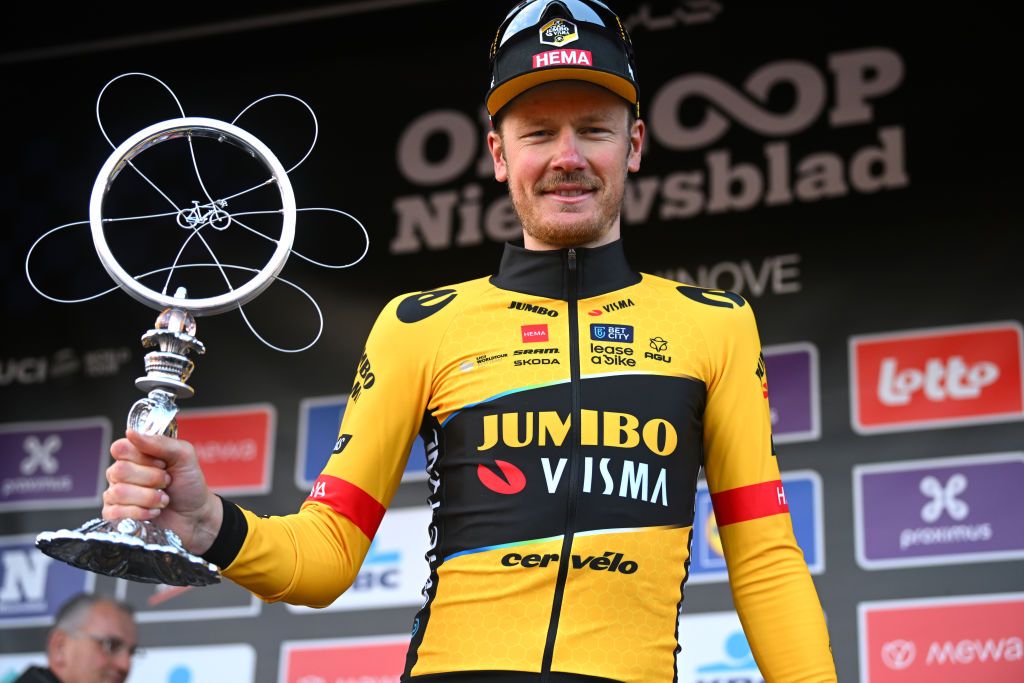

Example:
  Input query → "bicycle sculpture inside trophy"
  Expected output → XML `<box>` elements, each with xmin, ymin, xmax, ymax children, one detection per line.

<box><xmin>27</xmin><ymin>73</ymin><xmax>369</xmax><ymax>586</ymax></box>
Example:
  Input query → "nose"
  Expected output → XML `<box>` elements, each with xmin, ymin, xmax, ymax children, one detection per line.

<box><xmin>550</xmin><ymin>129</ymin><xmax>586</xmax><ymax>172</ymax></box>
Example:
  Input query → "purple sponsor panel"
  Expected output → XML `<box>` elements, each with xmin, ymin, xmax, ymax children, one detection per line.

<box><xmin>0</xmin><ymin>535</ymin><xmax>95</xmax><ymax>628</ymax></box>
<box><xmin>764</xmin><ymin>342</ymin><xmax>820</xmax><ymax>444</ymax></box>
<box><xmin>854</xmin><ymin>452</ymin><xmax>1024</xmax><ymax>569</ymax></box>
<box><xmin>0</xmin><ymin>418</ymin><xmax>110</xmax><ymax>512</ymax></box>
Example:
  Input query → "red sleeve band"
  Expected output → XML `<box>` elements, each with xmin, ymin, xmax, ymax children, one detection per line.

<box><xmin>711</xmin><ymin>479</ymin><xmax>789</xmax><ymax>527</ymax></box>
<box><xmin>306</xmin><ymin>474</ymin><xmax>386</xmax><ymax>540</ymax></box>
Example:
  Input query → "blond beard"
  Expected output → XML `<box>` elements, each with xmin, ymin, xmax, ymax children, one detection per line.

<box><xmin>507</xmin><ymin>169</ymin><xmax>625</xmax><ymax>248</ymax></box>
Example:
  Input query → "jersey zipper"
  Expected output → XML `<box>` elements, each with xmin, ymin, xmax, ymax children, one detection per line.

<box><xmin>540</xmin><ymin>247</ymin><xmax>581</xmax><ymax>680</ymax></box>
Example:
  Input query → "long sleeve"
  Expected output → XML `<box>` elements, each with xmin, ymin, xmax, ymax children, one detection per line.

<box><xmin>700</xmin><ymin>298</ymin><xmax>837</xmax><ymax>682</ymax></box>
<box><xmin>209</xmin><ymin>288</ymin><xmax>456</xmax><ymax>606</ymax></box>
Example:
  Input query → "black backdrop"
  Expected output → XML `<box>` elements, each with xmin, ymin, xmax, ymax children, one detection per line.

<box><xmin>2</xmin><ymin>2</ymin><xmax>1022</xmax><ymax>681</ymax></box>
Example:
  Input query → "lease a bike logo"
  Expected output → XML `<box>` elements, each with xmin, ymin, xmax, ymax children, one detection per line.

<box><xmin>396</xmin><ymin>289</ymin><xmax>457</xmax><ymax>323</ymax></box>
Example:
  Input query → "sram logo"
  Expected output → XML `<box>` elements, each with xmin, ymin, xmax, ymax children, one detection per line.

<box><xmin>851</xmin><ymin>322</ymin><xmax>1024</xmax><ymax>433</ymax></box>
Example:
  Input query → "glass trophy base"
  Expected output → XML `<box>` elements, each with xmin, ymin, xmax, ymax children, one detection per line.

<box><xmin>36</xmin><ymin>517</ymin><xmax>220</xmax><ymax>586</ymax></box>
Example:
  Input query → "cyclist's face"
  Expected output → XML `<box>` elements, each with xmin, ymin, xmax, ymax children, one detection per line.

<box><xmin>488</xmin><ymin>81</ymin><xmax>644</xmax><ymax>250</ymax></box>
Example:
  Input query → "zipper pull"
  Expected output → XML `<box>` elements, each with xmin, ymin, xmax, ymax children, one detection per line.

<box><xmin>568</xmin><ymin>248</ymin><xmax>577</xmax><ymax>272</ymax></box>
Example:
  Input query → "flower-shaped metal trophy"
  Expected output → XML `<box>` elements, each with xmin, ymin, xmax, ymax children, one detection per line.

<box><xmin>28</xmin><ymin>74</ymin><xmax>368</xmax><ymax>586</ymax></box>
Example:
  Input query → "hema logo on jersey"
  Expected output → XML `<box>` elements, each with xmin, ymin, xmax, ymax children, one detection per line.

<box><xmin>859</xmin><ymin>592</ymin><xmax>1024</xmax><ymax>683</ymax></box>
<box><xmin>850</xmin><ymin>322</ymin><xmax>1024</xmax><ymax>433</ymax></box>
<box><xmin>677</xmin><ymin>610</ymin><xmax>765</xmax><ymax>683</ymax></box>
<box><xmin>279</xmin><ymin>635</ymin><xmax>410</xmax><ymax>683</ymax></box>
<box><xmin>295</xmin><ymin>395</ymin><xmax>427</xmax><ymax>490</ymax></box>
<box><xmin>853</xmin><ymin>452</ymin><xmax>1024</xmax><ymax>570</ymax></box>
<box><xmin>287</xmin><ymin>506</ymin><xmax>431</xmax><ymax>614</ymax></box>
<box><xmin>688</xmin><ymin>471</ymin><xmax>823</xmax><ymax>583</ymax></box>
<box><xmin>175</xmin><ymin>404</ymin><xmax>275</xmax><ymax>495</ymax></box>
<box><xmin>0</xmin><ymin>535</ymin><xmax>94</xmax><ymax>628</ymax></box>
<box><xmin>0</xmin><ymin>418</ymin><xmax>109</xmax><ymax>512</ymax></box>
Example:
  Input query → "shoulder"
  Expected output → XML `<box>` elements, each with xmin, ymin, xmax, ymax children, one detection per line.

<box><xmin>382</xmin><ymin>276</ymin><xmax>490</xmax><ymax>326</ymax></box>
<box><xmin>639</xmin><ymin>273</ymin><xmax>752</xmax><ymax>317</ymax></box>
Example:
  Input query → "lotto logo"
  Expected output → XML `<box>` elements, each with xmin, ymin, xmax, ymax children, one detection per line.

<box><xmin>850</xmin><ymin>322</ymin><xmax>1023</xmax><ymax>433</ymax></box>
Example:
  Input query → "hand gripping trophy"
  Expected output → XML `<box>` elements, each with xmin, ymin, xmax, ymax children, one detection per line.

<box><xmin>27</xmin><ymin>74</ymin><xmax>368</xmax><ymax>586</ymax></box>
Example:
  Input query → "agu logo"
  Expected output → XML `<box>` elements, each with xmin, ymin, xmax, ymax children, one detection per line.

<box><xmin>850</xmin><ymin>322</ymin><xmax>1024</xmax><ymax>433</ymax></box>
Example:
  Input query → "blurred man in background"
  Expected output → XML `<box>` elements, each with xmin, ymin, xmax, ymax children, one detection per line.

<box><xmin>16</xmin><ymin>594</ymin><xmax>137</xmax><ymax>683</ymax></box>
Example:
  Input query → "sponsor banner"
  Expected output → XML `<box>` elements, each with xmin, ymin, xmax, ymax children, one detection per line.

<box><xmin>278</xmin><ymin>634</ymin><xmax>410</xmax><ymax>683</ymax></box>
<box><xmin>115</xmin><ymin>576</ymin><xmax>261</xmax><ymax>623</ymax></box>
<box><xmin>287</xmin><ymin>506</ymin><xmax>431</xmax><ymax>614</ymax></box>
<box><xmin>0</xmin><ymin>534</ymin><xmax>95</xmax><ymax>629</ymax></box>
<box><xmin>850</xmin><ymin>322</ymin><xmax>1024</xmax><ymax>434</ymax></box>
<box><xmin>859</xmin><ymin>592</ymin><xmax>1024</xmax><ymax>683</ymax></box>
<box><xmin>176</xmin><ymin>403</ymin><xmax>275</xmax><ymax>496</ymax></box>
<box><xmin>854</xmin><ymin>452</ymin><xmax>1024</xmax><ymax>569</ymax></box>
<box><xmin>127</xmin><ymin>643</ymin><xmax>256</xmax><ymax>683</ymax></box>
<box><xmin>295</xmin><ymin>395</ymin><xmax>426</xmax><ymax>490</ymax></box>
<box><xmin>764</xmin><ymin>342</ymin><xmax>820</xmax><ymax>443</ymax></box>
<box><xmin>0</xmin><ymin>652</ymin><xmax>45</xmax><ymax>682</ymax></box>
<box><xmin>688</xmin><ymin>470</ymin><xmax>823</xmax><ymax>584</ymax></box>
<box><xmin>0</xmin><ymin>417</ymin><xmax>110</xmax><ymax>512</ymax></box>
<box><xmin>677</xmin><ymin>610</ymin><xmax>765</xmax><ymax>682</ymax></box>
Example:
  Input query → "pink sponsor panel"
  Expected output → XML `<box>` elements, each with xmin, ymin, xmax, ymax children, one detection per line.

<box><xmin>175</xmin><ymin>403</ymin><xmax>276</xmax><ymax>495</ymax></box>
<box><xmin>850</xmin><ymin>322</ymin><xmax>1024</xmax><ymax>433</ymax></box>
<box><xmin>278</xmin><ymin>635</ymin><xmax>410</xmax><ymax>683</ymax></box>
<box><xmin>859</xmin><ymin>592</ymin><xmax>1024</xmax><ymax>682</ymax></box>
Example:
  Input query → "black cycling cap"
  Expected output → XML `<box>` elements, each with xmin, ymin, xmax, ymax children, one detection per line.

<box><xmin>486</xmin><ymin>0</ymin><xmax>639</xmax><ymax>118</ymax></box>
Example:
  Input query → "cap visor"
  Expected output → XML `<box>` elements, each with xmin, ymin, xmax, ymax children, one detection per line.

<box><xmin>487</xmin><ymin>67</ymin><xmax>637</xmax><ymax>116</ymax></box>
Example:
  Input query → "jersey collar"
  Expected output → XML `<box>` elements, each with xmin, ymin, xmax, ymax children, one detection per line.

<box><xmin>490</xmin><ymin>239</ymin><xmax>641</xmax><ymax>300</ymax></box>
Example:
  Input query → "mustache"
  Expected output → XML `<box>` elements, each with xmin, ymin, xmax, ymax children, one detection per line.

<box><xmin>535</xmin><ymin>172</ymin><xmax>601</xmax><ymax>193</ymax></box>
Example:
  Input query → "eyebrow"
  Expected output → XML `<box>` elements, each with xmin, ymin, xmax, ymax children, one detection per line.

<box><xmin>518</xmin><ymin>113</ymin><xmax>620</xmax><ymax>127</ymax></box>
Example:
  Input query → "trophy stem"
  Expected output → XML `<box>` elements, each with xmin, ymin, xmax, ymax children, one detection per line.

<box><xmin>37</xmin><ymin>303</ymin><xmax>220</xmax><ymax>586</ymax></box>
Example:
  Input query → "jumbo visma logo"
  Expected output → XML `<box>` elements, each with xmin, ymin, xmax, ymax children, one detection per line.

<box><xmin>475</xmin><ymin>410</ymin><xmax>678</xmax><ymax>506</ymax></box>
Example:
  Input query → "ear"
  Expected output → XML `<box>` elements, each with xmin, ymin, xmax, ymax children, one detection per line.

<box><xmin>487</xmin><ymin>130</ymin><xmax>508</xmax><ymax>183</ymax></box>
<box><xmin>627</xmin><ymin>118</ymin><xmax>645</xmax><ymax>173</ymax></box>
<box><xmin>48</xmin><ymin>629</ymin><xmax>67</xmax><ymax>667</ymax></box>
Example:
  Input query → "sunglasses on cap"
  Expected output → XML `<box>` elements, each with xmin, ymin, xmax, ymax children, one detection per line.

<box><xmin>489</xmin><ymin>0</ymin><xmax>635</xmax><ymax>63</ymax></box>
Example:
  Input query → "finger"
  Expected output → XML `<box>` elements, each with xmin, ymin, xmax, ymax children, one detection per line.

<box><xmin>102</xmin><ymin>503</ymin><xmax>164</xmax><ymax>521</ymax></box>
<box><xmin>125</xmin><ymin>430</ymin><xmax>195</xmax><ymax>469</ymax></box>
<box><xmin>106</xmin><ymin>460</ymin><xmax>172</xmax><ymax>489</ymax></box>
<box><xmin>104</xmin><ymin>483</ymin><xmax>169</xmax><ymax>511</ymax></box>
<box><xmin>110</xmin><ymin>438</ymin><xmax>167</xmax><ymax>469</ymax></box>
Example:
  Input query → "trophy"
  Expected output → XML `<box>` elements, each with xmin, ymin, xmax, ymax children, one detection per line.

<box><xmin>29</xmin><ymin>74</ymin><xmax>368</xmax><ymax>586</ymax></box>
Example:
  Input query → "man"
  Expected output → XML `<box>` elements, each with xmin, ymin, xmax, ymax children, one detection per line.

<box><xmin>103</xmin><ymin>1</ymin><xmax>837</xmax><ymax>680</ymax></box>
<box><xmin>16</xmin><ymin>593</ymin><xmax>137</xmax><ymax>683</ymax></box>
